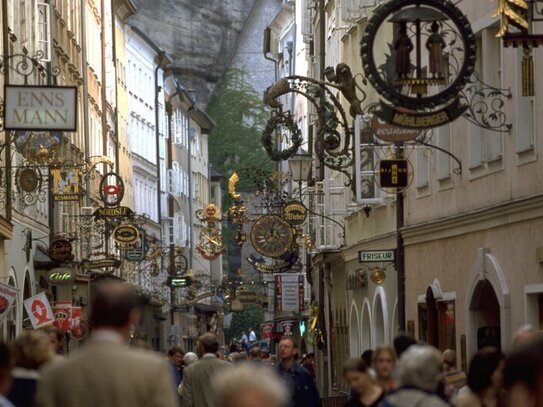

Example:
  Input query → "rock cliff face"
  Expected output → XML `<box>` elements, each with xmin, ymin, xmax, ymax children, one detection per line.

<box><xmin>129</xmin><ymin>0</ymin><xmax>257</xmax><ymax>106</ymax></box>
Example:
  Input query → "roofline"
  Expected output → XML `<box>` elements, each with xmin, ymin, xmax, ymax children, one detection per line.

<box><xmin>127</xmin><ymin>25</ymin><xmax>173</xmax><ymax>67</ymax></box>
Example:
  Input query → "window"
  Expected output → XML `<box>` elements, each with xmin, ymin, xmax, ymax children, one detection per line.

<box><xmin>354</xmin><ymin>117</ymin><xmax>383</xmax><ymax>204</ymax></box>
<box><xmin>20</xmin><ymin>0</ymin><xmax>28</xmax><ymax>49</ymax></box>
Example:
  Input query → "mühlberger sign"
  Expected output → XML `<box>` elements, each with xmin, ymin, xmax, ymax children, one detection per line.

<box><xmin>4</xmin><ymin>85</ymin><xmax>77</xmax><ymax>131</ymax></box>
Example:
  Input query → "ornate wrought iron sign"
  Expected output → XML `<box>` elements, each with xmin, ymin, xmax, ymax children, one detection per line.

<box><xmin>99</xmin><ymin>172</ymin><xmax>125</xmax><ymax>207</ymax></box>
<box><xmin>93</xmin><ymin>206</ymin><xmax>134</xmax><ymax>219</ymax></box>
<box><xmin>283</xmin><ymin>200</ymin><xmax>308</xmax><ymax>226</ymax></box>
<box><xmin>196</xmin><ymin>204</ymin><xmax>224</xmax><ymax>261</ymax></box>
<box><xmin>112</xmin><ymin>224</ymin><xmax>140</xmax><ymax>249</ymax></box>
<box><xmin>48</xmin><ymin>239</ymin><xmax>73</xmax><ymax>263</ymax></box>
<box><xmin>361</xmin><ymin>0</ymin><xmax>476</xmax><ymax>128</ymax></box>
<box><xmin>51</xmin><ymin>167</ymin><xmax>81</xmax><ymax>201</ymax></box>
<box><xmin>379</xmin><ymin>159</ymin><xmax>409</xmax><ymax>188</ymax></box>
<box><xmin>250</xmin><ymin>215</ymin><xmax>296</xmax><ymax>259</ymax></box>
<box><xmin>82</xmin><ymin>257</ymin><xmax>121</xmax><ymax>271</ymax></box>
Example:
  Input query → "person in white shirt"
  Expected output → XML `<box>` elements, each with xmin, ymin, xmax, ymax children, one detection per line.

<box><xmin>249</xmin><ymin>328</ymin><xmax>257</xmax><ymax>345</ymax></box>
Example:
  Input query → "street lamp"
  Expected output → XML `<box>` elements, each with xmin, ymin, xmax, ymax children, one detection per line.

<box><xmin>288</xmin><ymin>148</ymin><xmax>312</xmax><ymax>184</ymax></box>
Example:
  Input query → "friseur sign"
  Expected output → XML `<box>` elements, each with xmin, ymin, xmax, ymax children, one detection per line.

<box><xmin>358</xmin><ymin>250</ymin><xmax>395</xmax><ymax>263</ymax></box>
<box><xmin>4</xmin><ymin>85</ymin><xmax>77</xmax><ymax>131</ymax></box>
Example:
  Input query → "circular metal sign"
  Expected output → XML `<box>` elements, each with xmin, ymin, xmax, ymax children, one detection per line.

<box><xmin>113</xmin><ymin>224</ymin><xmax>139</xmax><ymax>247</ymax></box>
<box><xmin>250</xmin><ymin>215</ymin><xmax>295</xmax><ymax>259</ymax></box>
<box><xmin>283</xmin><ymin>200</ymin><xmax>308</xmax><ymax>226</ymax></box>
<box><xmin>361</xmin><ymin>0</ymin><xmax>476</xmax><ymax>110</ymax></box>
<box><xmin>48</xmin><ymin>239</ymin><xmax>73</xmax><ymax>263</ymax></box>
<box><xmin>18</xmin><ymin>168</ymin><xmax>40</xmax><ymax>192</ymax></box>
<box><xmin>99</xmin><ymin>172</ymin><xmax>125</xmax><ymax>207</ymax></box>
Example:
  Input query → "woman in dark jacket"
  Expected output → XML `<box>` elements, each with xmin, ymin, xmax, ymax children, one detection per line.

<box><xmin>343</xmin><ymin>358</ymin><xmax>384</xmax><ymax>407</ymax></box>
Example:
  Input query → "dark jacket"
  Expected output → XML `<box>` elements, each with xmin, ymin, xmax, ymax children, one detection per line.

<box><xmin>276</xmin><ymin>362</ymin><xmax>321</xmax><ymax>407</ymax></box>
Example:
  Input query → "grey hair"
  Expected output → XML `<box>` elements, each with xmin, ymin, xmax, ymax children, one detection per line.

<box><xmin>396</xmin><ymin>345</ymin><xmax>443</xmax><ymax>392</ymax></box>
<box><xmin>183</xmin><ymin>352</ymin><xmax>199</xmax><ymax>367</ymax></box>
<box><xmin>214</xmin><ymin>364</ymin><xmax>289</xmax><ymax>407</ymax></box>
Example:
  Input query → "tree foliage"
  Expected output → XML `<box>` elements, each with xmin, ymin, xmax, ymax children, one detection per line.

<box><xmin>207</xmin><ymin>69</ymin><xmax>275</xmax><ymax>193</ymax></box>
<box><xmin>224</xmin><ymin>303</ymin><xmax>265</xmax><ymax>343</ymax></box>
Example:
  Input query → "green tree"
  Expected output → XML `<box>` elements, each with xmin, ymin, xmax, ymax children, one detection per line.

<box><xmin>225</xmin><ymin>303</ymin><xmax>265</xmax><ymax>343</ymax></box>
<box><xmin>207</xmin><ymin>68</ymin><xmax>274</xmax><ymax>193</ymax></box>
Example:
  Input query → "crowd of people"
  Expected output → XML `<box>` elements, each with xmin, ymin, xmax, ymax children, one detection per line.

<box><xmin>0</xmin><ymin>281</ymin><xmax>539</xmax><ymax>406</ymax></box>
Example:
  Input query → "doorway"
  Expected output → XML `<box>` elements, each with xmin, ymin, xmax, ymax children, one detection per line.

<box><xmin>469</xmin><ymin>280</ymin><xmax>501</xmax><ymax>350</ymax></box>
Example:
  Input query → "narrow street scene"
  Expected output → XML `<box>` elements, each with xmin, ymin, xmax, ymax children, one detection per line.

<box><xmin>0</xmin><ymin>0</ymin><xmax>542</xmax><ymax>406</ymax></box>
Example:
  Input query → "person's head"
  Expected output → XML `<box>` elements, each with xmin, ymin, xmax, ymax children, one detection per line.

<box><xmin>513</xmin><ymin>325</ymin><xmax>537</xmax><ymax>346</ymax></box>
<box><xmin>442</xmin><ymin>349</ymin><xmax>457</xmax><ymax>372</ymax></box>
<box><xmin>13</xmin><ymin>331</ymin><xmax>54</xmax><ymax>370</ymax></box>
<box><xmin>361</xmin><ymin>349</ymin><xmax>373</xmax><ymax>367</ymax></box>
<box><xmin>504</xmin><ymin>335</ymin><xmax>543</xmax><ymax>407</ymax></box>
<box><xmin>167</xmin><ymin>346</ymin><xmax>184</xmax><ymax>367</ymax></box>
<box><xmin>373</xmin><ymin>345</ymin><xmax>396</xmax><ymax>381</ymax></box>
<box><xmin>233</xmin><ymin>352</ymin><xmax>248</xmax><ymax>363</ymax></box>
<box><xmin>215</xmin><ymin>363</ymin><xmax>288</xmax><ymax>407</ymax></box>
<box><xmin>183</xmin><ymin>352</ymin><xmax>199</xmax><ymax>367</ymax></box>
<box><xmin>250</xmin><ymin>346</ymin><xmax>262</xmax><ymax>360</ymax></box>
<box><xmin>45</xmin><ymin>327</ymin><xmax>64</xmax><ymax>355</ymax></box>
<box><xmin>343</xmin><ymin>358</ymin><xmax>374</xmax><ymax>395</ymax></box>
<box><xmin>278</xmin><ymin>336</ymin><xmax>298</xmax><ymax>364</ymax></box>
<box><xmin>393</xmin><ymin>334</ymin><xmax>417</xmax><ymax>358</ymax></box>
<box><xmin>90</xmin><ymin>281</ymin><xmax>140</xmax><ymax>340</ymax></box>
<box><xmin>397</xmin><ymin>345</ymin><xmax>443</xmax><ymax>392</ymax></box>
<box><xmin>0</xmin><ymin>342</ymin><xmax>13</xmax><ymax>395</ymax></box>
<box><xmin>467</xmin><ymin>348</ymin><xmax>505</xmax><ymax>395</ymax></box>
<box><xmin>197</xmin><ymin>332</ymin><xmax>220</xmax><ymax>357</ymax></box>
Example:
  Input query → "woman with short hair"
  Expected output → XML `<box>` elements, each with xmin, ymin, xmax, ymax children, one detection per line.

<box><xmin>343</xmin><ymin>358</ymin><xmax>384</xmax><ymax>407</ymax></box>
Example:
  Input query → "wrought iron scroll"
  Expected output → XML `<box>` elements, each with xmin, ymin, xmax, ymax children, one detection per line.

<box><xmin>460</xmin><ymin>71</ymin><xmax>512</xmax><ymax>133</ymax></box>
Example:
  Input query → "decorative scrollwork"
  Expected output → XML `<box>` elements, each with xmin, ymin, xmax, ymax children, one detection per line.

<box><xmin>261</xmin><ymin>111</ymin><xmax>302</xmax><ymax>161</ymax></box>
<box><xmin>0</xmin><ymin>51</ymin><xmax>61</xmax><ymax>84</ymax></box>
<box><xmin>264</xmin><ymin>65</ymin><xmax>364</xmax><ymax>184</ymax></box>
<box><xmin>459</xmin><ymin>71</ymin><xmax>512</xmax><ymax>132</ymax></box>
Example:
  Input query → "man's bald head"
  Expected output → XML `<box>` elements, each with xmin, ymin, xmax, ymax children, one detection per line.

<box><xmin>90</xmin><ymin>281</ymin><xmax>139</xmax><ymax>330</ymax></box>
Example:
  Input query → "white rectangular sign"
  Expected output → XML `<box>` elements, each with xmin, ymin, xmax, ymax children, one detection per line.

<box><xmin>359</xmin><ymin>250</ymin><xmax>395</xmax><ymax>263</ymax></box>
<box><xmin>4</xmin><ymin>85</ymin><xmax>77</xmax><ymax>131</ymax></box>
<box><xmin>23</xmin><ymin>292</ymin><xmax>55</xmax><ymax>329</ymax></box>
<box><xmin>0</xmin><ymin>283</ymin><xmax>18</xmax><ymax>325</ymax></box>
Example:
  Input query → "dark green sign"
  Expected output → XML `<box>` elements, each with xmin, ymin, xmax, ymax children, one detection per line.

<box><xmin>167</xmin><ymin>276</ymin><xmax>192</xmax><ymax>288</ymax></box>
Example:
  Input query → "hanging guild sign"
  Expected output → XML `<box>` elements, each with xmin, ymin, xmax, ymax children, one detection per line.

<box><xmin>24</xmin><ymin>292</ymin><xmax>55</xmax><ymax>329</ymax></box>
<box><xmin>379</xmin><ymin>160</ymin><xmax>408</xmax><ymax>188</ymax></box>
<box><xmin>51</xmin><ymin>167</ymin><xmax>81</xmax><ymax>201</ymax></box>
<box><xmin>360</xmin><ymin>0</ymin><xmax>476</xmax><ymax>128</ymax></box>
<box><xmin>371</xmin><ymin>115</ymin><xmax>421</xmax><ymax>142</ymax></box>
<box><xmin>99</xmin><ymin>172</ymin><xmax>125</xmax><ymax>207</ymax></box>
<box><xmin>52</xmin><ymin>301</ymin><xmax>72</xmax><ymax>332</ymax></box>
<box><xmin>82</xmin><ymin>257</ymin><xmax>121</xmax><ymax>271</ymax></box>
<box><xmin>4</xmin><ymin>85</ymin><xmax>77</xmax><ymax>131</ymax></box>
<box><xmin>112</xmin><ymin>224</ymin><xmax>140</xmax><ymax>249</ymax></box>
<box><xmin>93</xmin><ymin>206</ymin><xmax>134</xmax><ymax>219</ymax></box>
<box><xmin>18</xmin><ymin>168</ymin><xmax>41</xmax><ymax>192</ymax></box>
<box><xmin>48</xmin><ymin>239</ymin><xmax>73</xmax><ymax>263</ymax></box>
<box><xmin>124</xmin><ymin>229</ymin><xmax>148</xmax><ymax>262</ymax></box>
<box><xmin>47</xmin><ymin>268</ymin><xmax>75</xmax><ymax>286</ymax></box>
<box><xmin>283</xmin><ymin>200</ymin><xmax>308</xmax><ymax>226</ymax></box>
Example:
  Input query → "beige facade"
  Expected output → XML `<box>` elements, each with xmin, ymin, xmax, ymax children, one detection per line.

<box><xmin>403</xmin><ymin>2</ymin><xmax>543</xmax><ymax>368</ymax></box>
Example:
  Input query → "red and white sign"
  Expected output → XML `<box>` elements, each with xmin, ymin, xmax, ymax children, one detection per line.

<box><xmin>70</xmin><ymin>307</ymin><xmax>88</xmax><ymax>340</ymax></box>
<box><xmin>52</xmin><ymin>301</ymin><xmax>72</xmax><ymax>332</ymax></box>
<box><xmin>24</xmin><ymin>292</ymin><xmax>54</xmax><ymax>329</ymax></box>
<box><xmin>0</xmin><ymin>283</ymin><xmax>18</xmax><ymax>324</ymax></box>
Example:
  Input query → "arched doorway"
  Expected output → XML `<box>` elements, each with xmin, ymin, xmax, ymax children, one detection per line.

<box><xmin>361</xmin><ymin>301</ymin><xmax>372</xmax><ymax>351</ymax></box>
<box><xmin>373</xmin><ymin>294</ymin><xmax>386</xmax><ymax>346</ymax></box>
<box><xmin>469</xmin><ymin>280</ymin><xmax>501</xmax><ymax>350</ymax></box>
<box><xmin>466</xmin><ymin>248</ymin><xmax>510</xmax><ymax>356</ymax></box>
<box><xmin>349</xmin><ymin>303</ymin><xmax>360</xmax><ymax>357</ymax></box>
<box><xmin>425</xmin><ymin>286</ymin><xmax>439</xmax><ymax>347</ymax></box>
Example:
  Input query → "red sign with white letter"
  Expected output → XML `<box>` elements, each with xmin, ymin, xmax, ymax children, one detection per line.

<box><xmin>24</xmin><ymin>292</ymin><xmax>54</xmax><ymax>329</ymax></box>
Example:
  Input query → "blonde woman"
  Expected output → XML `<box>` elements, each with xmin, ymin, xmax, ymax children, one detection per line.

<box><xmin>372</xmin><ymin>345</ymin><xmax>397</xmax><ymax>393</ymax></box>
<box><xmin>8</xmin><ymin>331</ymin><xmax>54</xmax><ymax>407</ymax></box>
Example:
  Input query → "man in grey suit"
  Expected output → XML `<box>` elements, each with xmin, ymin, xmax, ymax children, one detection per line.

<box><xmin>181</xmin><ymin>332</ymin><xmax>231</xmax><ymax>407</ymax></box>
<box><xmin>37</xmin><ymin>281</ymin><xmax>179</xmax><ymax>407</ymax></box>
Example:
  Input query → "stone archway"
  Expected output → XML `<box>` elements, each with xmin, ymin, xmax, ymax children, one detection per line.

<box><xmin>349</xmin><ymin>301</ymin><xmax>360</xmax><ymax>357</ymax></box>
<box><xmin>360</xmin><ymin>299</ymin><xmax>372</xmax><ymax>351</ymax></box>
<box><xmin>466</xmin><ymin>248</ymin><xmax>510</xmax><ymax>356</ymax></box>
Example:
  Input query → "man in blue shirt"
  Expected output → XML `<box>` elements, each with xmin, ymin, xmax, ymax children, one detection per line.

<box><xmin>276</xmin><ymin>336</ymin><xmax>320</xmax><ymax>407</ymax></box>
<box><xmin>167</xmin><ymin>346</ymin><xmax>184</xmax><ymax>387</ymax></box>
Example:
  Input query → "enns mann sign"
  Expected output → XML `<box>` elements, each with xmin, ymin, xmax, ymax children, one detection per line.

<box><xmin>4</xmin><ymin>85</ymin><xmax>77</xmax><ymax>131</ymax></box>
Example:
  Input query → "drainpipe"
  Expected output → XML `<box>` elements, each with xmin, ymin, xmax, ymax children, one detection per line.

<box><xmin>81</xmin><ymin>0</ymin><xmax>90</xmax><ymax>209</ymax></box>
<box><xmin>2</xmin><ymin>1</ymin><xmax>11</xmax><ymax>221</ymax></box>
<box><xmin>187</xmin><ymin>120</ymin><xmax>194</xmax><ymax>269</ymax></box>
<box><xmin>166</xmin><ymin>101</ymin><xmax>175</xmax><ymax>325</ymax></box>
<box><xmin>154</xmin><ymin>53</ymin><xmax>166</xmax><ymax>237</ymax></box>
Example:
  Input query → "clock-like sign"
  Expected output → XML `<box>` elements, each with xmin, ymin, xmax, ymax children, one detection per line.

<box><xmin>250</xmin><ymin>215</ymin><xmax>295</xmax><ymax>259</ymax></box>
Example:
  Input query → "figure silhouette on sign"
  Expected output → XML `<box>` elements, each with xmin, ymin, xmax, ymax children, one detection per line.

<box><xmin>395</xmin><ymin>22</ymin><xmax>414</xmax><ymax>79</ymax></box>
<box><xmin>426</xmin><ymin>21</ymin><xmax>446</xmax><ymax>78</ymax></box>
